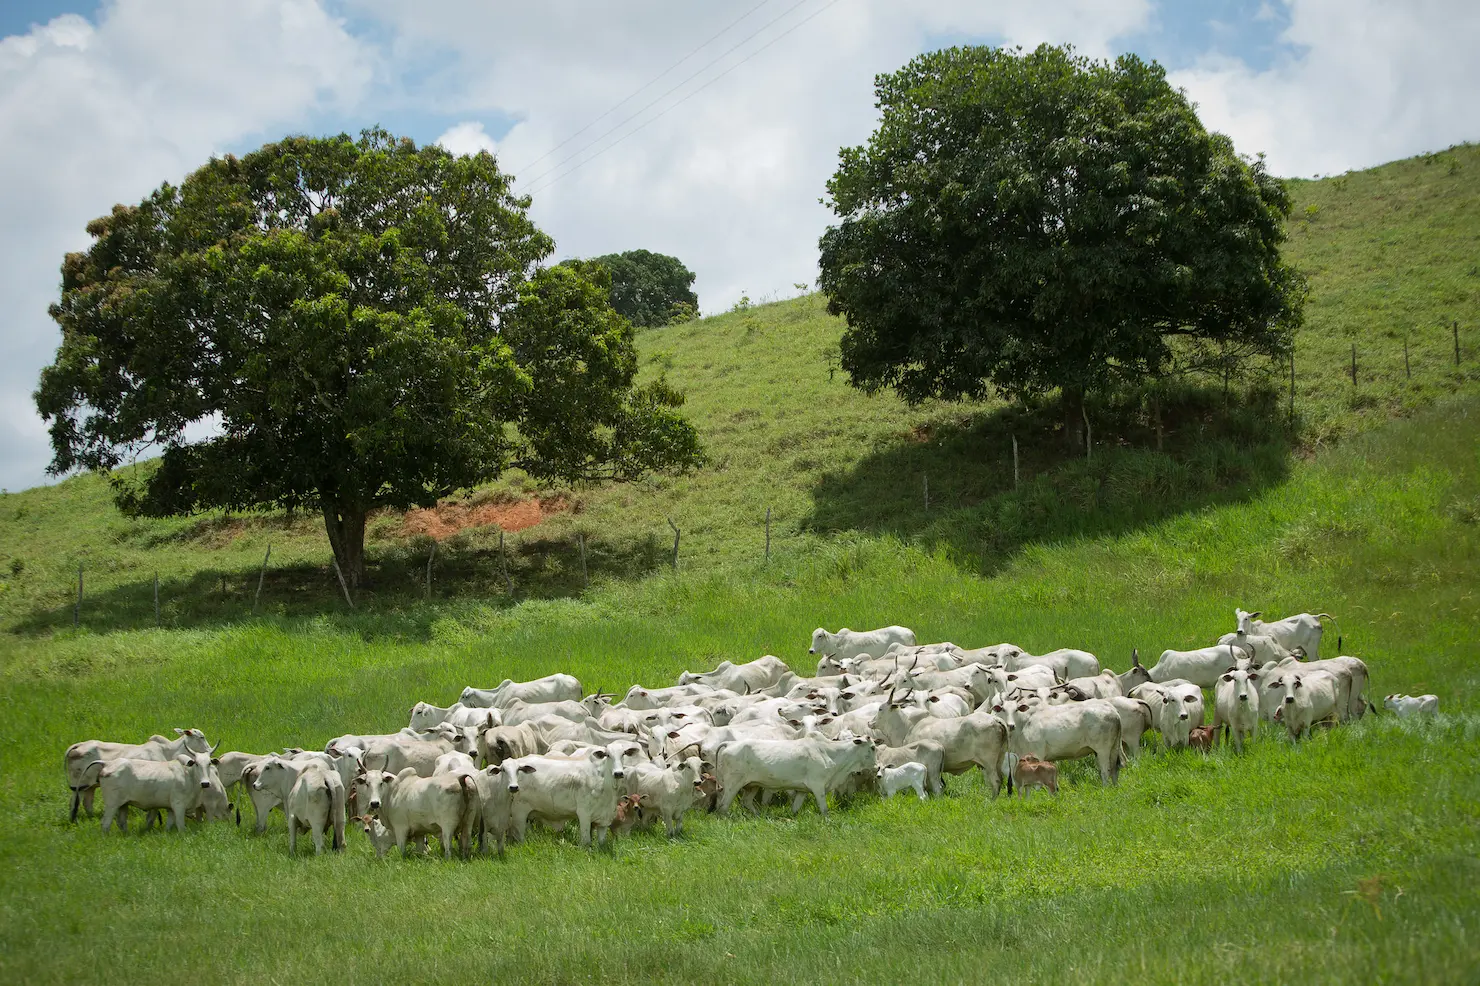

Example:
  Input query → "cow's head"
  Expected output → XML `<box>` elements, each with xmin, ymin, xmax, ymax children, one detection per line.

<box><xmin>809</xmin><ymin>628</ymin><xmax>832</xmax><ymax>655</ymax></box>
<box><xmin>352</xmin><ymin>769</ymin><xmax>396</xmax><ymax>812</ymax></box>
<box><xmin>175</xmin><ymin>752</ymin><xmax>213</xmax><ymax>789</ymax></box>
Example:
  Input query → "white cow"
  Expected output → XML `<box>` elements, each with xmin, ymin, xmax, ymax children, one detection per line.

<box><xmin>1268</xmin><ymin>670</ymin><xmax>1341</xmax><ymax>740</ymax></box>
<box><xmin>1105</xmin><ymin>697</ymin><xmax>1156</xmax><ymax>759</ymax></box>
<box><xmin>978</xmin><ymin>644</ymin><xmax>1099</xmax><ymax>680</ymax></box>
<box><xmin>715</xmin><ymin>737</ymin><xmax>876</xmax><ymax>818</ymax></box>
<box><xmin>459</xmin><ymin>673</ymin><xmax>583</xmax><ymax>709</ymax></box>
<box><xmin>502</xmin><ymin>750</ymin><xmax>623</xmax><ymax>847</ymax></box>
<box><xmin>876</xmin><ymin>762</ymin><xmax>928</xmax><ymax>801</ymax></box>
<box><xmin>408</xmin><ymin>702</ymin><xmax>501</xmax><ymax>731</ymax></box>
<box><xmin>1001</xmin><ymin>700</ymin><xmax>1122</xmax><ymax>784</ymax></box>
<box><xmin>623</xmin><ymin>756</ymin><xmax>706</xmax><ymax>835</ymax></box>
<box><xmin>1159</xmin><ymin>681</ymin><xmax>1206</xmax><ymax>749</ymax></box>
<box><xmin>1383</xmin><ymin>694</ymin><xmax>1439</xmax><ymax>717</ymax></box>
<box><xmin>496</xmin><ymin>699</ymin><xmax>589</xmax><ymax>727</ymax></box>
<box><xmin>678</xmin><ymin>655</ymin><xmax>791</xmax><ymax>693</ymax></box>
<box><xmin>253</xmin><ymin>756</ymin><xmax>346</xmax><ymax>855</ymax></box>
<box><xmin>808</xmin><ymin>625</ymin><xmax>916</xmax><ymax>660</ymax></box>
<box><xmin>1229</xmin><ymin>609</ymin><xmax>1338</xmax><ymax>659</ymax></box>
<box><xmin>1269</xmin><ymin>655</ymin><xmax>1372</xmax><ymax>720</ymax></box>
<box><xmin>1139</xmin><ymin>643</ymin><xmax>1248</xmax><ymax>688</ymax></box>
<box><xmin>354</xmin><ymin>766</ymin><xmax>478</xmax><ymax>858</ymax></box>
<box><xmin>1213</xmin><ymin>669</ymin><xmax>1261</xmax><ymax>753</ymax></box>
<box><xmin>360</xmin><ymin>736</ymin><xmax>455</xmax><ymax>777</ymax></box>
<box><xmin>86</xmin><ymin>751</ymin><xmax>219</xmax><ymax>834</ymax></box>
<box><xmin>621</xmin><ymin>683</ymin><xmax>728</xmax><ymax>709</ymax></box>
<box><xmin>64</xmin><ymin>727</ymin><xmax>213</xmax><ymax>822</ymax></box>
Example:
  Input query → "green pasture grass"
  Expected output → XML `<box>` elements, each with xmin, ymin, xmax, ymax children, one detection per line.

<box><xmin>1</xmin><ymin>394</ymin><xmax>1478</xmax><ymax>983</ymax></box>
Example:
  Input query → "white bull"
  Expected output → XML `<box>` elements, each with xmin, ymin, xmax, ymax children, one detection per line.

<box><xmin>715</xmin><ymin>737</ymin><xmax>876</xmax><ymax>818</ymax></box>
<box><xmin>354</xmin><ymin>767</ymin><xmax>478</xmax><ymax>858</ymax></box>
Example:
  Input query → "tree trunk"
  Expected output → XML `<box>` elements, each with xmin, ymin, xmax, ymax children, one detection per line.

<box><xmin>321</xmin><ymin>501</ymin><xmax>368</xmax><ymax>589</ymax></box>
<box><xmin>1062</xmin><ymin>385</ymin><xmax>1085</xmax><ymax>449</ymax></box>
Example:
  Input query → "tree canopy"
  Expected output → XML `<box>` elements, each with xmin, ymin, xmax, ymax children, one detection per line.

<box><xmin>818</xmin><ymin>44</ymin><xmax>1305</xmax><ymax>415</ymax></box>
<box><xmin>36</xmin><ymin>129</ymin><xmax>704</xmax><ymax>586</ymax></box>
<box><xmin>581</xmin><ymin>249</ymin><xmax>699</xmax><ymax>327</ymax></box>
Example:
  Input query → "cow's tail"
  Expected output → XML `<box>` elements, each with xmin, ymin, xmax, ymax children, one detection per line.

<box><xmin>329</xmin><ymin>777</ymin><xmax>346</xmax><ymax>850</ymax></box>
<box><xmin>1314</xmin><ymin>614</ymin><xmax>1341</xmax><ymax>653</ymax></box>
<box><xmin>458</xmin><ymin>774</ymin><xmax>476</xmax><ymax>858</ymax></box>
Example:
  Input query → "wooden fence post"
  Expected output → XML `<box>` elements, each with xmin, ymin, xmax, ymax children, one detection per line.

<box><xmin>500</xmin><ymin>530</ymin><xmax>514</xmax><ymax>596</ymax></box>
<box><xmin>1289</xmin><ymin>350</ymin><xmax>1296</xmax><ymax>423</ymax></box>
<box><xmin>252</xmin><ymin>545</ymin><xmax>271</xmax><ymax>615</ymax></box>
<box><xmin>1351</xmin><ymin>344</ymin><xmax>1358</xmax><ymax>386</ymax></box>
<box><xmin>425</xmin><ymin>542</ymin><xmax>436</xmax><ymax>600</ymax></box>
<box><xmin>154</xmin><ymin>572</ymin><xmax>160</xmax><ymax>627</ymax></box>
<box><xmin>923</xmin><ymin>474</ymin><xmax>929</xmax><ymax>512</ymax></box>
<box><xmin>74</xmin><ymin>562</ymin><xmax>82</xmax><ymax>628</ymax></box>
<box><xmin>1012</xmin><ymin>435</ymin><xmax>1020</xmax><ymax>488</ymax></box>
<box><xmin>331</xmin><ymin>557</ymin><xmax>354</xmax><ymax>608</ymax></box>
<box><xmin>1456</xmin><ymin>320</ymin><xmax>1462</xmax><ymax>366</ymax></box>
<box><xmin>577</xmin><ymin>532</ymin><xmax>588</xmax><ymax>588</ymax></box>
<box><xmin>666</xmin><ymin>517</ymin><xmax>680</xmax><ymax>571</ymax></box>
<box><xmin>765</xmin><ymin>507</ymin><xmax>771</xmax><ymax>562</ymax></box>
<box><xmin>1083</xmin><ymin>406</ymin><xmax>1092</xmax><ymax>461</ymax></box>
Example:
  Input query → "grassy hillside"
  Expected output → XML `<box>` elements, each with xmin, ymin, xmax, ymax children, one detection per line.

<box><xmin>2</xmin><ymin>145</ymin><xmax>1478</xmax><ymax>630</ymax></box>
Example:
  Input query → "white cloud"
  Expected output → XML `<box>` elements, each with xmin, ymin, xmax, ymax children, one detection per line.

<box><xmin>0</xmin><ymin>1</ymin><xmax>376</xmax><ymax>491</ymax></box>
<box><xmin>349</xmin><ymin>0</ymin><xmax>1152</xmax><ymax>321</ymax></box>
<box><xmin>1170</xmin><ymin>0</ymin><xmax>1480</xmax><ymax>176</ymax></box>
<box><xmin>436</xmin><ymin>120</ymin><xmax>499</xmax><ymax>157</ymax></box>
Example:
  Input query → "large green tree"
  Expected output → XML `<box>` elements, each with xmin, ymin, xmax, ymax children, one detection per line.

<box><xmin>581</xmin><ymin>249</ymin><xmax>699</xmax><ymax>327</ymax></box>
<box><xmin>36</xmin><ymin>129</ymin><xmax>703</xmax><ymax>586</ymax></box>
<box><xmin>818</xmin><ymin>44</ymin><xmax>1305</xmax><ymax>426</ymax></box>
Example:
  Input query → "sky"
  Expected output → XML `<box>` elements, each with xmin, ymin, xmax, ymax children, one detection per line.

<box><xmin>1</xmin><ymin>0</ymin><xmax>1476</xmax><ymax>492</ymax></box>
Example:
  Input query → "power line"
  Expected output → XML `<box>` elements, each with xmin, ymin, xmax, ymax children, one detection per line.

<box><xmin>512</xmin><ymin>0</ymin><xmax>777</xmax><ymax>177</ymax></box>
<box><xmin>514</xmin><ymin>0</ymin><xmax>820</xmax><ymax>193</ymax></box>
<box><xmin>525</xmin><ymin>0</ymin><xmax>845</xmax><ymax>198</ymax></box>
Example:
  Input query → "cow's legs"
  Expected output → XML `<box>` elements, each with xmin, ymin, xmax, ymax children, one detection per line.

<box><xmin>311</xmin><ymin>822</ymin><xmax>325</xmax><ymax>855</ymax></box>
<box><xmin>101</xmin><ymin>802</ymin><xmax>118</xmax><ymax>833</ymax></box>
<box><xmin>82</xmin><ymin>788</ymin><xmax>96</xmax><ymax>817</ymax></box>
<box><xmin>69</xmin><ymin>789</ymin><xmax>81</xmax><ymax>823</ymax></box>
<box><xmin>810</xmin><ymin>783</ymin><xmax>828</xmax><ymax>818</ymax></box>
<box><xmin>287</xmin><ymin>813</ymin><xmax>298</xmax><ymax>854</ymax></box>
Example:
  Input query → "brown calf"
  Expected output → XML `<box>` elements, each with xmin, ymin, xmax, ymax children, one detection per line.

<box><xmin>1013</xmin><ymin>756</ymin><xmax>1058</xmax><ymax>797</ymax></box>
<box><xmin>1188</xmin><ymin>725</ymin><xmax>1218</xmax><ymax>752</ymax></box>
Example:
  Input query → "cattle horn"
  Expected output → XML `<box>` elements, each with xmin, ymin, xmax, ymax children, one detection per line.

<box><xmin>1131</xmin><ymin>648</ymin><xmax>1142</xmax><ymax>668</ymax></box>
<box><xmin>209</xmin><ymin>739</ymin><xmax>221</xmax><ymax>754</ymax></box>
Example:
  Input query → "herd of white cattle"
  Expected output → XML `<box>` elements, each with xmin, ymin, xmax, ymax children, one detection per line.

<box><xmin>62</xmin><ymin>607</ymin><xmax>1441</xmax><ymax>858</ymax></box>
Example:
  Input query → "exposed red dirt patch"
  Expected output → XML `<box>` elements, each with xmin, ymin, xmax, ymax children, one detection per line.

<box><xmin>400</xmin><ymin>497</ymin><xmax>569</xmax><ymax>540</ymax></box>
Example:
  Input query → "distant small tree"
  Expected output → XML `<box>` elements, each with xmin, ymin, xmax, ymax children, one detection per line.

<box><xmin>36</xmin><ymin>130</ymin><xmax>704</xmax><ymax>587</ymax></box>
<box><xmin>580</xmin><ymin>249</ymin><xmax>699</xmax><ymax>328</ymax></box>
<box><xmin>818</xmin><ymin>44</ymin><xmax>1305</xmax><ymax>433</ymax></box>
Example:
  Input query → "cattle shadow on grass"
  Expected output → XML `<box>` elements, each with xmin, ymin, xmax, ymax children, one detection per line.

<box><xmin>803</xmin><ymin>381</ymin><xmax>1294</xmax><ymax>575</ymax></box>
<box><xmin>6</xmin><ymin>530</ymin><xmax>665</xmax><ymax>640</ymax></box>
